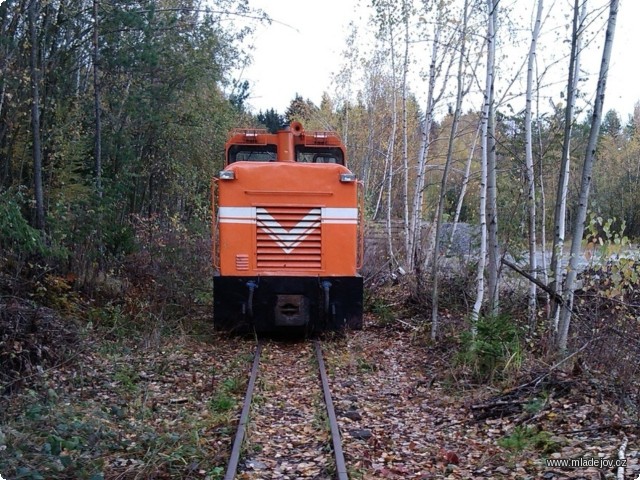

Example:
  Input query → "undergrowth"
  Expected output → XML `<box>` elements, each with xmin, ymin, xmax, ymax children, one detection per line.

<box><xmin>498</xmin><ymin>426</ymin><xmax>558</xmax><ymax>454</ymax></box>
<box><xmin>457</xmin><ymin>314</ymin><xmax>524</xmax><ymax>383</ymax></box>
<box><xmin>0</xmin><ymin>212</ymin><xmax>241</xmax><ymax>479</ymax></box>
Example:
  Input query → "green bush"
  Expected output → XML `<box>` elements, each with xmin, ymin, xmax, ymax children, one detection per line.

<box><xmin>0</xmin><ymin>190</ymin><xmax>47</xmax><ymax>255</ymax></box>
<box><xmin>458</xmin><ymin>314</ymin><xmax>523</xmax><ymax>382</ymax></box>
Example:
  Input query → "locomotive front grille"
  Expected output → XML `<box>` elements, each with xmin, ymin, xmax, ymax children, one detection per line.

<box><xmin>256</xmin><ymin>206</ymin><xmax>322</xmax><ymax>270</ymax></box>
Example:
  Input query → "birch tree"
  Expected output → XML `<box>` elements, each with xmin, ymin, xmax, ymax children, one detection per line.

<box><xmin>472</xmin><ymin>0</ymin><xmax>497</xmax><ymax>326</ymax></box>
<box><xmin>549</xmin><ymin>0</ymin><xmax>587</xmax><ymax>329</ymax></box>
<box><xmin>472</xmin><ymin>0</ymin><xmax>496</xmax><ymax>327</ymax></box>
<box><xmin>408</xmin><ymin>27</ymin><xmax>440</xmax><ymax>272</ymax></box>
<box><xmin>408</xmin><ymin>4</ymin><xmax>456</xmax><ymax>272</ymax></box>
<box><xmin>401</xmin><ymin>0</ymin><xmax>411</xmax><ymax>260</ymax></box>
<box><xmin>377</xmin><ymin>1</ymin><xmax>400</xmax><ymax>268</ymax></box>
<box><xmin>557</xmin><ymin>0</ymin><xmax>619</xmax><ymax>353</ymax></box>
<box><xmin>536</xmin><ymin>109</ymin><xmax>550</xmax><ymax>314</ymax></box>
<box><xmin>485</xmin><ymin>0</ymin><xmax>499</xmax><ymax>315</ymax></box>
<box><xmin>524</xmin><ymin>0</ymin><xmax>544</xmax><ymax>327</ymax></box>
<box><xmin>431</xmin><ymin>0</ymin><xmax>470</xmax><ymax>340</ymax></box>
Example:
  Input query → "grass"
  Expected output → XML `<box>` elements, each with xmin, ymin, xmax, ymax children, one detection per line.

<box><xmin>498</xmin><ymin>426</ymin><xmax>559</xmax><ymax>454</ymax></box>
<box><xmin>210</xmin><ymin>392</ymin><xmax>235</xmax><ymax>412</ymax></box>
<box><xmin>356</xmin><ymin>357</ymin><xmax>378</xmax><ymax>372</ymax></box>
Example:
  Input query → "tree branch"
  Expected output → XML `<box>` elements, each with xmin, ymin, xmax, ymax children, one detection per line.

<box><xmin>501</xmin><ymin>257</ymin><xmax>564</xmax><ymax>305</ymax></box>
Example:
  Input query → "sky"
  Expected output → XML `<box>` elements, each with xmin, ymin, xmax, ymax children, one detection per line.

<box><xmin>238</xmin><ymin>0</ymin><xmax>359</xmax><ymax>114</ymax></box>
<box><xmin>237</xmin><ymin>0</ymin><xmax>639</xmax><ymax>122</ymax></box>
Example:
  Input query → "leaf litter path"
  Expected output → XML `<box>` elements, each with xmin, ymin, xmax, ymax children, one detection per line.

<box><xmin>322</xmin><ymin>326</ymin><xmax>639</xmax><ymax>479</ymax></box>
<box><xmin>238</xmin><ymin>341</ymin><xmax>333</xmax><ymax>479</ymax></box>
<box><xmin>2</xmin><ymin>323</ymin><xmax>638</xmax><ymax>479</ymax></box>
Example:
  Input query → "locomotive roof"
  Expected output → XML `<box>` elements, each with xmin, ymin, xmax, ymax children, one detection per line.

<box><xmin>226</xmin><ymin>127</ymin><xmax>344</xmax><ymax>148</ymax></box>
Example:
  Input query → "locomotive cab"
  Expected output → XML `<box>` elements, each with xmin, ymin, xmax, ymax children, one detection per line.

<box><xmin>212</xmin><ymin>122</ymin><xmax>363</xmax><ymax>335</ymax></box>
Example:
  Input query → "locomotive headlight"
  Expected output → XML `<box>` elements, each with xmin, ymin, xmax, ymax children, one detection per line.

<box><xmin>219</xmin><ymin>170</ymin><xmax>235</xmax><ymax>180</ymax></box>
<box><xmin>340</xmin><ymin>173</ymin><xmax>356</xmax><ymax>182</ymax></box>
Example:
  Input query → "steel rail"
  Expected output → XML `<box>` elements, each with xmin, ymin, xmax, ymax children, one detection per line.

<box><xmin>315</xmin><ymin>340</ymin><xmax>349</xmax><ymax>480</ymax></box>
<box><xmin>224</xmin><ymin>340</ymin><xmax>263</xmax><ymax>480</ymax></box>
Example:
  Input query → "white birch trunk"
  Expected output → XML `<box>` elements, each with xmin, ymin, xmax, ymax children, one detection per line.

<box><xmin>472</xmin><ymin>2</ymin><xmax>494</xmax><ymax>330</ymax></box>
<box><xmin>472</xmin><ymin>126</ymin><xmax>488</xmax><ymax>332</ymax></box>
<box><xmin>402</xmin><ymin>2</ymin><xmax>410</xmax><ymax>263</ymax></box>
<box><xmin>408</xmin><ymin>21</ymin><xmax>442</xmax><ymax>272</ymax></box>
<box><xmin>557</xmin><ymin>0</ymin><xmax>619</xmax><ymax>353</ymax></box>
<box><xmin>431</xmin><ymin>0</ymin><xmax>469</xmax><ymax>340</ymax></box>
<box><xmin>549</xmin><ymin>0</ymin><xmax>586</xmax><ymax>329</ymax></box>
<box><xmin>485</xmin><ymin>0</ymin><xmax>499</xmax><ymax>315</ymax></box>
<box><xmin>537</xmin><ymin>112</ymin><xmax>550</xmax><ymax>315</ymax></box>
<box><xmin>524</xmin><ymin>0</ymin><xmax>544</xmax><ymax>327</ymax></box>
<box><xmin>386</xmin><ymin>9</ymin><xmax>399</xmax><ymax>268</ymax></box>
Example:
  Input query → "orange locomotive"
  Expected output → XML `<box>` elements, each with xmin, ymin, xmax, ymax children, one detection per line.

<box><xmin>211</xmin><ymin>122</ymin><xmax>364</xmax><ymax>334</ymax></box>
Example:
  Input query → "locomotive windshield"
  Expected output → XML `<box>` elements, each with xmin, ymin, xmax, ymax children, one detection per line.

<box><xmin>295</xmin><ymin>146</ymin><xmax>344</xmax><ymax>165</ymax></box>
<box><xmin>228</xmin><ymin>144</ymin><xmax>277</xmax><ymax>163</ymax></box>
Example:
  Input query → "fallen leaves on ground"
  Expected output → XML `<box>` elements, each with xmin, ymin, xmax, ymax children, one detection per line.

<box><xmin>1</xmin><ymin>323</ymin><xmax>256</xmax><ymax>479</ymax></box>
<box><xmin>238</xmin><ymin>341</ymin><xmax>332</xmax><ymax>479</ymax></box>
<box><xmin>324</xmin><ymin>317</ymin><xmax>639</xmax><ymax>479</ymax></box>
<box><xmin>2</xmin><ymin>314</ymin><xmax>639</xmax><ymax>479</ymax></box>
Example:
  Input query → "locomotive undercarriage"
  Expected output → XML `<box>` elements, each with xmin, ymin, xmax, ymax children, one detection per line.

<box><xmin>213</xmin><ymin>275</ymin><xmax>363</xmax><ymax>335</ymax></box>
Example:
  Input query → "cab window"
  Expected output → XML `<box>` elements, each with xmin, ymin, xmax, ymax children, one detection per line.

<box><xmin>228</xmin><ymin>144</ymin><xmax>277</xmax><ymax>163</ymax></box>
<box><xmin>295</xmin><ymin>146</ymin><xmax>344</xmax><ymax>165</ymax></box>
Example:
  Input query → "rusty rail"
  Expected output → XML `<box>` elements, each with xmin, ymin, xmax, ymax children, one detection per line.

<box><xmin>315</xmin><ymin>340</ymin><xmax>349</xmax><ymax>480</ymax></box>
<box><xmin>224</xmin><ymin>341</ymin><xmax>263</xmax><ymax>480</ymax></box>
<box><xmin>224</xmin><ymin>340</ymin><xmax>348</xmax><ymax>479</ymax></box>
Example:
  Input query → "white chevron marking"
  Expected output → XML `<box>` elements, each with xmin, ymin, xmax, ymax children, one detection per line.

<box><xmin>256</xmin><ymin>208</ymin><xmax>320</xmax><ymax>254</ymax></box>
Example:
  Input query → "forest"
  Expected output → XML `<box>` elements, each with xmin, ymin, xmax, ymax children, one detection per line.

<box><xmin>1</xmin><ymin>0</ymin><xmax>640</xmax><ymax>478</ymax></box>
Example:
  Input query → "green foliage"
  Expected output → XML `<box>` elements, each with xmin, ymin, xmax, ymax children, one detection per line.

<box><xmin>458</xmin><ymin>315</ymin><xmax>523</xmax><ymax>382</ymax></box>
<box><xmin>523</xmin><ymin>394</ymin><xmax>548</xmax><ymax>414</ymax></box>
<box><xmin>209</xmin><ymin>392</ymin><xmax>234</xmax><ymax>413</ymax></box>
<box><xmin>356</xmin><ymin>357</ymin><xmax>378</xmax><ymax>372</ymax></box>
<box><xmin>0</xmin><ymin>190</ymin><xmax>47</xmax><ymax>255</ymax></box>
<box><xmin>364</xmin><ymin>293</ymin><xmax>395</xmax><ymax>324</ymax></box>
<box><xmin>498</xmin><ymin>426</ymin><xmax>558</xmax><ymax>453</ymax></box>
<box><xmin>222</xmin><ymin>376</ymin><xmax>246</xmax><ymax>395</ymax></box>
<box><xmin>113</xmin><ymin>364</ymin><xmax>139</xmax><ymax>393</ymax></box>
<box><xmin>585</xmin><ymin>212</ymin><xmax>628</xmax><ymax>252</ymax></box>
<box><xmin>2</xmin><ymin>401</ymin><xmax>109</xmax><ymax>479</ymax></box>
<box><xmin>87</xmin><ymin>304</ymin><xmax>127</xmax><ymax>333</ymax></box>
<box><xmin>582</xmin><ymin>213</ymin><xmax>640</xmax><ymax>300</ymax></box>
<box><xmin>602</xmin><ymin>109</ymin><xmax>622</xmax><ymax>138</ymax></box>
<box><xmin>209</xmin><ymin>371</ymin><xmax>245</xmax><ymax>413</ymax></box>
<box><xmin>588</xmin><ymin>258</ymin><xmax>640</xmax><ymax>301</ymax></box>
<box><xmin>285</xmin><ymin>94</ymin><xmax>319</xmax><ymax>124</ymax></box>
<box><xmin>0</xmin><ymin>0</ymin><xmax>258</xmax><ymax>278</ymax></box>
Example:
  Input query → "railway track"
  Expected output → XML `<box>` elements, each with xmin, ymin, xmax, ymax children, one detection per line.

<box><xmin>224</xmin><ymin>340</ymin><xmax>348</xmax><ymax>480</ymax></box>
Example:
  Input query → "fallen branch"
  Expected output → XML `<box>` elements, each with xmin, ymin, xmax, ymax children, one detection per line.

<box><xmin>396</xmin><ymin>318</ymin><xmax>419</xmax><ymax>331</ymax></box>
<box><xmin>557</xmin><ymin>422</ymin><xmax>638</xmax><ymax>436</ymax></box>
<box><xmin>501</xmin><ymin>258</ymin><xmax>564</xmax><ymax>305</ymax></box>
<box><xmin>617</xmin><ymin>434</ymin><xmax>628</xmax><ymax>480</ymax></box>
<box><xmin>497</xmin><ymin>339</ymin><xmax>595</xmax><ymax>399</ymax></box>
<box><xmin>471</xmin><ymin>399</ymin><xmax>524</xmax><ymax>410</ymax></box>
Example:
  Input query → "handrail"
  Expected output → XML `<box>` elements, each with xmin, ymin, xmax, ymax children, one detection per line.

<box><xmin>356</xmin><ymin>180</ymin><xmax>365</xmax><ymax>271</ymax></box>
<box><xmin>211</xmin><ymin>178</ymin><xmax>220</xmax><ymax>271</ymax></box>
